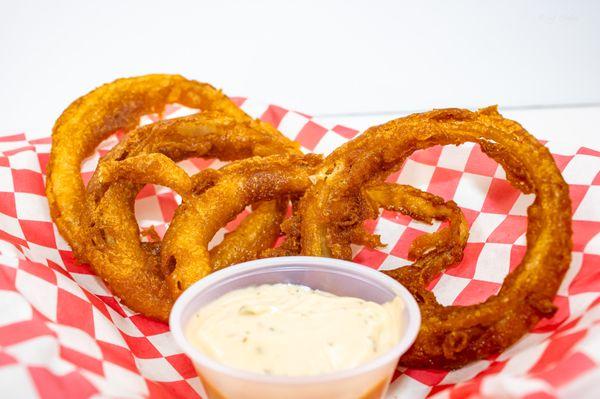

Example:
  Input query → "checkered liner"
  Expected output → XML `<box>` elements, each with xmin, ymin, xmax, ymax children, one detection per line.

<box><xmin>1</xmin><ymin>98</ymin><xmax>599</xmax><ymax>399</ymax></box>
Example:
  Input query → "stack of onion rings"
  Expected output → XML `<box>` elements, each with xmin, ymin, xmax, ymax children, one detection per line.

<box><xmin>47</xmin><ymin>75</ymin><xmax>572</xmax><ymax>369</ymax></box>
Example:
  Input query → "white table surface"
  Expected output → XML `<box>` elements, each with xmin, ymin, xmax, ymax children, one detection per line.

<box><xmin>1</xmin><ymin>0</ymin><xmax>599</xmax><ymax>148</ymax></box>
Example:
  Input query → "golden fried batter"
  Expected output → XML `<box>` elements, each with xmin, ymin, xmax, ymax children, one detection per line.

<box><xmin>47</xmin><ymin>75</ymin><xmax>300</xmax><ymax>321</ymax></box>
<box><xmin>298</xmin><ymin>107</ymin><xmax>572</xmax><ymax>369</ymax></box>
<box><xmin>161</xmin><ymin>154</ymin><xmax>322</xmax><ymax>297</ymax></box>
<box><xmin>47</xmin><ymin>74</ymin><xmax>258</xmax><ymax>258</ymax></box>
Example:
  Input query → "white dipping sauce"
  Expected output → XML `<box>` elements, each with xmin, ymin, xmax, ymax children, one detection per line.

<box><xmin>185</xmin><ymin>283</ymin><xmax>405</xmax><ymax>376</ymax></box>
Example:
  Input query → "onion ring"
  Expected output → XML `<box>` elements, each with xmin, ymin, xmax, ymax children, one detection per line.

<box><xmin>47</xmin><ymin>74</ymin><xmax>272</xmax><ymax>259</ymax></box>
<box><xmin>85</xmin><ymin>113</ymin><xmax>302</xmax><ymax>320</ymax></box>
<box><xmin>298</xmin><ymin>106</ymin><xmax>572</xmax><ymax>368</ymax></box>
<box><xmin>264</xmin><ymin>183</ymin><xmax>467</xmax><ymax>260</ymax></box>
<box><xmin>47</xmin><ymin>75</ymin><xmax>300</xmax><ymax>320</ymax></box>
<box><xmin>363</xmin><ymin>182</ymin><xmax>468</xmax><ymax>263</ymax></box>
<box><xmin>161</xmin><ymin>154</ymin><xmax>322</xmax><ymax>297</ymax></box>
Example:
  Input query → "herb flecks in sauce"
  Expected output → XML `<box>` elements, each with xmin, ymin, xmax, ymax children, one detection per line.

<box><xmin>185</xmin><ymin>283</ymin><xmax>405</xmax><ymax>376</ymax></box>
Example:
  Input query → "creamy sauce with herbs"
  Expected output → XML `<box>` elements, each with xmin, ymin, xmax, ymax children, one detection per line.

<box><xmin>185</xmin><ymin>283</ymin><xmax>405</xmax><ymax>376</ymax></box>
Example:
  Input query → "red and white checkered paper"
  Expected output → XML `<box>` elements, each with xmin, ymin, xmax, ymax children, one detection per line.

<box><xmin>1</xmin><ymin>98</ymin><xmax>600</xmax><ymax>399</ymax></box>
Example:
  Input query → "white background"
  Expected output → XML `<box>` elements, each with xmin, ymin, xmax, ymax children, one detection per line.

<box><xmin>1</xmin><ymin>0</ymin><xmax>599</xmax><ymax>147</ymax></box>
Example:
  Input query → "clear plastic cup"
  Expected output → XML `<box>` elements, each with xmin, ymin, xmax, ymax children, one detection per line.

<box><xmin>170</xmin><ymin>256</ymin><xmax>421</xmax><ymax>399</ymax></box>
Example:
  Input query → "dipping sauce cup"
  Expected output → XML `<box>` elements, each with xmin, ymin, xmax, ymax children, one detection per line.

<box><xmin>170</xmin><ymin>256</ymin><xmax>421</xmax><ymax>399</ymax></box>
